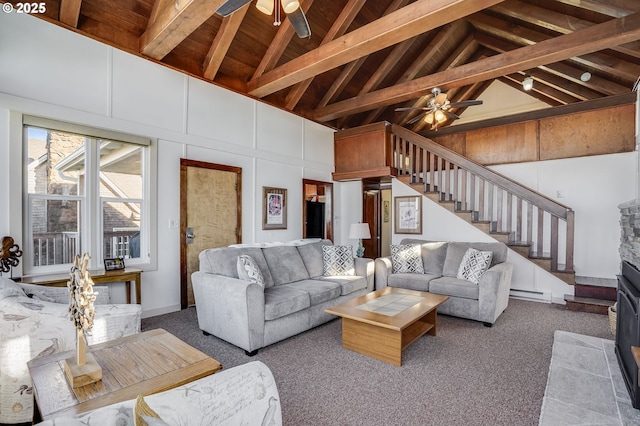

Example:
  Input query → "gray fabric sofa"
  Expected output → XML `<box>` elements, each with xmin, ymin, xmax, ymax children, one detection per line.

<box><xmin>192</xmin><ymin>239</ymin><xmax>374</xmax><ymax>354</ymax></box>
<box><xmin>374</xmin><ymin>238</ymin><xmax>513</xmax><ymax>326</ymax></box>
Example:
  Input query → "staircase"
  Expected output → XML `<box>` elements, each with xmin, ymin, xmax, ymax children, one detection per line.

<box><xmin>564</xmin><ymin>277</ymin><xmax>617</xmax><ymax>315</ymax></box>
<box><xmin>389</xmin><ymin>124</ymin><xmax>576</xmax><ymax>285</ymax></box>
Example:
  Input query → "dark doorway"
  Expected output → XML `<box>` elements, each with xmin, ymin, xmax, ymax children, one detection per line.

<box><xmin>305</xmin><ymin>201</ymin><xmax>325</xmax><ymax>238</ymax></box>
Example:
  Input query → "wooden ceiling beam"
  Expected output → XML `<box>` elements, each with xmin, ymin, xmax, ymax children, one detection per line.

<box><xmin>497</xmin><ymin>76</ymin><xmax>564</xmax><ymax>107</ymax></box>
<box><xmin>140</xmin><ymin>0</ymin><xmax>224</xmax><ymax>60</ymax></box>
<box><xmin>337</xmin><ymin>37</ymin><xmax>417</xmax><ymax>128</ymax></box>
<box><xmin>59</xmin><ymin>0</ymin><xmax>82</xmax><ymax>28</ymax></box>
<box><xmin>312</xmin><ymin>12</ymin><xmax>640</xmax><ymax>122</ymax></box>
<box><xmin>473</xmin><ymin>32</ymin><xmax>630</xmax><ymax>96</ymax></box>
<box><xmin>468</xmin><ymin>12</ymin><xmax>640</xmax><ymax>82</ymax></box>
<box><xmin>553</xmin><ymin>0</ymin><xmax>640</xmax><ymax>18</ymax></box>
<box><xmin>252</xmin><ymin>0</ymin><xmax>316</xmax><ymax>79</ymax></box>
<box><xmin>247</xmin><ymin>0</ymin><xmax>507</xmax><ymax>98</ymax></box>
<box><xmin>492</xmin><ymin>0</ymin><xmax>640</xmax><ymax>60</ymax></box>
<box><xmin>503</xmin><ymin>73</ymin><xmax>579</xmax><ymax>104</ymax></box>
<box><xmin>285</xmin><ymin>0</ymin><xmax>367</xmax><ymax>110</ymax></box>
<box><xmin>203</xmin><ymin>3</ymin><xmax>250</xmax><ymax>80</ymax></box>
<box><xmin>315</xmin><ymin>0</ymin><xmax>411</xmax><ymax>109</ymax></box>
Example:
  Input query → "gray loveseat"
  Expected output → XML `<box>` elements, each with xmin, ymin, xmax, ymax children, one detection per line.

<box><xmin>192</xmin><ymin>239</ymin><xmax>374</xmax><ymax>354</ymax></box>
<box><xmin>375</xmin><ymin>238</ymin><xmax>513</xmax><ymax>326</ymax></box>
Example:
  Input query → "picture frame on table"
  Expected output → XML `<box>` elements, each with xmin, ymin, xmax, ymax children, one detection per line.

<box><xmin>394</xmin><ymin>195</ymin><xmax>422</xmax><ymax>234</ymax></box>
<box><xmin>104</xmin><ymin>257</ymin><xmax>126</xmax><ymax>271</ymax></box>
<box><xmin>263</xmin><ymin>187</ymin><xmax>287</xmax><ymax>230</ymax></box>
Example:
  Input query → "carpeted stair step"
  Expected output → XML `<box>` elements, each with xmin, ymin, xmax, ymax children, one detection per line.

<box><xmin>564</xmin><ymin>294</ymin><xmax>614</xmax><ymax>315</ymax></box>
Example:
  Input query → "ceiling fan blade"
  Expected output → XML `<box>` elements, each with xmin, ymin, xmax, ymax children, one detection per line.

<box><xmin>434</xmin><ymin>92</ymin><xmax>448</xmax><ymax>106</ymax></box>
<box><xmin>443</xmin><ymin>110</ymin><xmax>460</xmax><ymax>120</ymax></box>
<box><xmin>448</xmin><ymin>100</ymin><xmax>483</xmax><ymax>108</ymax></box>
<box><xmin>288</xmin><ymin>8</ymin><xmax>311</xmax><ymax>38</ymax></box>
<box><xmin>394</xmin><ymin>107</ymin><xmax>428</xmax><ymax>112</ymax></box>
<box><xmin>216</xmin><ymin>0</ymin><xmax>253</xmax><ymax>16</ymax></box>
<box><xmin>407</xmin><ymin>113</ymin><xmax>426</xmax><ymax>125</ymax></box>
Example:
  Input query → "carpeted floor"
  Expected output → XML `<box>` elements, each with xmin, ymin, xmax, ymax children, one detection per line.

<box><xmin>142</xmin><ymin>298</ymin><xmax>613</xmax><ymax>426</ymax></box>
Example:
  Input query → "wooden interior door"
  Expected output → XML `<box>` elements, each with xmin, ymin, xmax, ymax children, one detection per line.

<box><xmin>180</xmin><ymin>159</ymin><xmax>241</xmax><ymax>308</ymax></box>
<box><xmin>363</xmin><ymin>189</ymin><xmax>381</xmax><ymax>259</ymax></box>
<box><xmin>302</xmin><ymin>179</ymin><xmax>333</xmax><ymax>241</ymax></box>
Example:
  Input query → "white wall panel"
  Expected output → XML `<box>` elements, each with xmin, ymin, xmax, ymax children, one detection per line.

<box><xmin>0</xmin><ymin>13</ymin><xmax>109</xmax><ymax>115</ymax></box>
<box><xmin>335</xmin><ymin>181</ymin><xmax>362</xmax><ymax>246</ymax></box>
<box><xmin>256</xmin><ymin>103</ymin><xmax>302</xmax><ymax>157</ymax></box>
<box><xmin>187</xmin><ymin>78</ymin><xmax>254</xmax><ymax>147</ymax></box>
<box><xmin>304</xmin><ymin>120</ymin><xmax>334</xmax><ymax>166</ymax></box>
<box><xmin>112</xmin><ymin>50</ymin><xmax>186</xmax><ymax>132</ymax></box>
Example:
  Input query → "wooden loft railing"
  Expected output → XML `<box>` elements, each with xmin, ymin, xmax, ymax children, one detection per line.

<box><xmin>390</xmin><ymin>124</ymin><xmax>575</xmax><ymax>274</ymax></box>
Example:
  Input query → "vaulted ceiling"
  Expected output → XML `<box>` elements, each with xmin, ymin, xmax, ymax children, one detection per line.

<box><xmin>14</xmin><ymin>0</ymin><xmax>640</xmax><ymax>136</ymax></box>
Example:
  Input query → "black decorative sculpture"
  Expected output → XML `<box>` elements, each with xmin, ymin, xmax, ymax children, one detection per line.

<box><xmin>0</xmin><ymin>236</ymin><xmax>23</xmax><ymax>277</ymax></box>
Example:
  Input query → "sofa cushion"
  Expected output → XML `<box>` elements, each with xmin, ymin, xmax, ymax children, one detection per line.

<box><xmin>262</xmin><ymin>246</ymin><xmax>310</xmax><ymax>285</ymax></box>
<box><xmin>442</xmin><ymin>242</ymin><xmax>507</xmax><ymax>277</ymax></box>
<box><xmin>236</xmin><ymin>255</ymin><xmax>265</xmax><ymax>288</ymax></box>
<box><xmin>199</xmin><ymin>247</ymin><xmax>275</xmax><ymax>288</ymax></box>
<box><xmin>297</xmin><ymin>239</ymin><xmax>332</xmax><ymax>277</ymax></box>
<box><xmin>457</xmin><ymin>248</ymin><xmax>493</xmax><ymax>284</ymax></box>
<box><xmin>281</xmin><ymin>279</ymin><xmax>341</xmax><ymax>306</ymax></box>
<box><xmin>264</xmin><ymin>285</ymin><xmax>311</xmax><ymax>320</ymax></box>
<box><xmin>318</xmin><ymin>275</ymin><xmax>367</xmax><ymax>296</ymax></box>
<box><xmin>400</xmin><ymin>239</ymin><xmax>448</xmax><ymax>275</ymax></box>
<box><xmin>391</xmin><ymin>244</ymin><xmax>424</xmax><ymax>274</ymax></box>
<box><xmin>322</xmin><ymin>245</ymin><xmax>355</xmax><ymax>276</ymax></box>
<box><xmin>388</xmin><ymin>273</ymin><xmax>438</xmax><ymax>292</ymax></box>
<box><xmin>429</xmin><ymin>276</ymin><xmax>480</xmax><ymax>300</ymax></box>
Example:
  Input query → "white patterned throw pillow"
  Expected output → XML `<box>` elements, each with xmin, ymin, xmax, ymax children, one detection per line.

<box><xmin>390</xmin><ymin>244</ymin><xmax>424</xmax><ymax>274</ymax></box>
<box><xmin>237</xmin><ymin>255</ymin><xmax>265</xmax><ymax>288</ymax></box>
<box><xmin>322</xmin><ymin>245</ymin><xmax>355</xmax><ymax>276</ymax></box>
<box><xmin>457</xmin><ymin>248</ymin><xmax>493</xmax><ymax>284</ymax></box>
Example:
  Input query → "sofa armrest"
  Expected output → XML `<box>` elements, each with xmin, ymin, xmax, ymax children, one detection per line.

<box><xmin>192</xmin><ymin>271</ymin><xmax>265</xmax><ymax>352</ymax></box>
<box><xmin>374</xmin><ymin>256</ymin><xmax>392</xmax><ymax>290</ymax></box>
<box><xmin>477</xmin><ymin>262</ymin><xmax>513</xmax><ymax>324</ymax></box>
<box><xmin>355</xmin><ymin>257</ymin><xmax>375</xmax><ymax>291</ymax></box>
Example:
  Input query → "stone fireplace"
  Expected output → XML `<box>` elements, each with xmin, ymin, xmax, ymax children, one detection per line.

<box><xmin>617</xmin><ymin>198</ymin><xmax>640</xmax><ymax>409</ymax></box>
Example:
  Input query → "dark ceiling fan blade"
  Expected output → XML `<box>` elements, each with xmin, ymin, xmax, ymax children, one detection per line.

<box><xmin>216</xmin><ymin>0</ymin><xmax>253</xmax><ymax>17</ymax></box>
<box><xmin>394</xmin><ymin>107</ymin><xmax>429</xmax><ymax>112</ymax></box>
<box><xmin>443</xmin><ymin>110</ymin><xmax>460</xmax><ymax>120</ymax></box>
<box><xmin>288</xmin><ymin>8</ymin><xmax>311</xmax><ymax>38</ymax></box>
<box><xmin>448</xmin><ymin>100</ymin><xmax>483</xmax><ymax>108</ymax></box>
<box><xmin>407</xmin><ymin>113</ymin><xmax>426</xmax><ymax>125</ymax></box>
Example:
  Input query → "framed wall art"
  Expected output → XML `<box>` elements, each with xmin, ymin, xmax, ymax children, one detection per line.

<box><xmin>263</xmin><ymin>187</ymin><xmax>287</xmax><ymax>230</ymax></box>
<box><xmin>104</xmin><ymin>257</ymin><xmax>125</xmax><ymax>271</ymax></box>
<box><xmin>394</xmin><ymin>195</ymin><xmax>422</xmax><ymax>234</ymax></box>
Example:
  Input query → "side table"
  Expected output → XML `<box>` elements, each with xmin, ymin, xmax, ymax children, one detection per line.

<box><xmin>28</xmin><ymin>328</ymin><xmax>222</xmax><ymax>421</ymax></box>
<box><xmin>20</xmin><ymin>268</ymin><xmax>143</xmax><ymax>304</ymax></box>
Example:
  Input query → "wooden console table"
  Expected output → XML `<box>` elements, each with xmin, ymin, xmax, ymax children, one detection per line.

<box><xmin>21</xmin><ymin>268</ymin><xmax>143</xmax><ymax>304</ymax></box>
<box><xmin>28</xmin><ymin>329</ymin><xmax>222</xmax><ymax>421</ymax></box>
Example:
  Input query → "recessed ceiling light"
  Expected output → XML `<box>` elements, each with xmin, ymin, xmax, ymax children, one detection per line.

<box><xmin>580</xmin><ymin>72</ymin><xmax>592</xmax><ymax>82</ymax></box>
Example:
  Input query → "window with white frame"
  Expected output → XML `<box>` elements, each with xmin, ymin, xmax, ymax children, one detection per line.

<box><xmin>23</xmin><ymin>116</ymin><xmax>154</xmax><ymax>274</ymax></box>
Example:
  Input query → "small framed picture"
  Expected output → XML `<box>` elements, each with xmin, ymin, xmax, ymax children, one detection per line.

<box><xmin>394</xmin><ymin>195</ymin><xmax>422</xmax><ymax>234</ymax></box>
<box><xmin>104</xmin><ymin>257</ymin><xmax>126</xmax><ymax>271</ymax></box>
<box><xmin>262</xmin><ymin>186</ymin><xmax>287</xmax><ymax>230</ymax></box>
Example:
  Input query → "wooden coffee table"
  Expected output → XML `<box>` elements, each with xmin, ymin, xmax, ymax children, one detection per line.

<box><xmin>27</xmin><ymin>328</ymin><xmax>222</xmax><ymax>421</ymax></box>
<box><xmin>325</xmin><ymin>287</ymin><xmax>449</xmax><ymax>366</ymax></box>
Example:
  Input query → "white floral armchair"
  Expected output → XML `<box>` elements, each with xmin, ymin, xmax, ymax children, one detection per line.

<box><xmin>0</xmin><ymin>276</ymin><xmax>141</xmax><ymax>424</ymax></box>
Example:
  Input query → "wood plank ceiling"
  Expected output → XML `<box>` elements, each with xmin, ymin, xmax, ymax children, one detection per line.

<box><xmin>11</xmin><ymin>0</ymin><xmax>640</xmax><ymax>136</ymax></box>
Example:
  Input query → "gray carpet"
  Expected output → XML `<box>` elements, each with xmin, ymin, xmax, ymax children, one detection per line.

<box><xmin>142</xmin><ymin>299</ymin><xmax>614</xmax><ymax>425</ymax></box>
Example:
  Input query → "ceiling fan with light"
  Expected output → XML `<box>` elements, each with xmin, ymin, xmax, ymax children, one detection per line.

<box><xmin>395</xmin><ymin>88</ymin><xmax>483</xmax><ymax>130</ymax></box>
<box><xmin>217</xmin><ymin>0</ymin><xmax>311</xmax><ymax>38</ymax></box>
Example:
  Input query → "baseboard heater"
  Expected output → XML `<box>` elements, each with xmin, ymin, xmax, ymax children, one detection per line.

<box><xmin>509</xmin><ymin>289</ymin><xmax>552</xmax><ymax>303</ymax></box>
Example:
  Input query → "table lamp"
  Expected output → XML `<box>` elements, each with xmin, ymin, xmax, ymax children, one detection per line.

<box><xmin>349</xmin><ymin>223</ymin><xmax>371</xmax><ymax>258</ymax></box>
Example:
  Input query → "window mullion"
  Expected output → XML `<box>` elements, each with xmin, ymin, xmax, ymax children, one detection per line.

<box><xmin>85</xmin><ymin>138</ymin><xmax>99</xmax><ymax>268</ymax></box>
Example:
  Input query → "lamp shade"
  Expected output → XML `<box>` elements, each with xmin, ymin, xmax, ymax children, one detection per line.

<box><xmin>256</xmin><ymin>0</ymin><xmax>274</xmax><ymax>14</ymax></box>
<box><xmin>349</xmin><ymin>223</ymin><xmax>371</xmax><ymax>240</ymax></box>
<box><xmin>281</xmin><ymin>0</ymin><xmax>300</xmax><ymax>13</ymax></box>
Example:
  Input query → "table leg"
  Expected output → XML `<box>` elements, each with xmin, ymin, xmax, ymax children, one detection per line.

<box><xmin>125</xmin><ymin>281</ymin><xmax>131</xmax><ymax>304</ymax></box>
